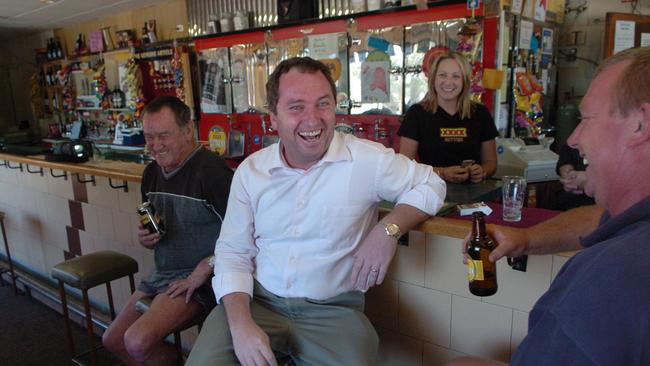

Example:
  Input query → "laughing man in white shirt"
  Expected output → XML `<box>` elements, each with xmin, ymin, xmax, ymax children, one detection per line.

<box><xmin>187</xmin><ymin>57</ymin><xmax>447</xmax><ymax>366</ymax></box>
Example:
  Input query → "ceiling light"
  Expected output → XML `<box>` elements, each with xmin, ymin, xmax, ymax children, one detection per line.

<box><xmin>40</xmin><ymin>0</ymin><xmax>64</xmax><ymax>4</ymax></box>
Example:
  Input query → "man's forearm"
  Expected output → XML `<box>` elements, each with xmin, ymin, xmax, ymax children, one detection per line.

<box><xmin>222</xmin><ymin>292</ymin><xmax>254</xmax><ymax>329</ymax></box>
<box><xmin>380</xmin><ymin>204</ymin><xmax>430</xmax><ymax>234</ymax></box>
<box><xmin>527</xmin><ymin>205</ymin><xmax>603</xmax><ymax>254</ymax></box>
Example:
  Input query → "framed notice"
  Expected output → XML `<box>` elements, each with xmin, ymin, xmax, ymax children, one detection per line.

<box><xmin>89</xmin><ymin>30</ymin><xmax>104</xmax><ymax>53</ymax></box>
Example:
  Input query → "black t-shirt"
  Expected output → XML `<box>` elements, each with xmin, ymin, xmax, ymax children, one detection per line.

<box><xmin>398</xmin><ymin>102</ymin><xmax>499</xmax><ymax>167</ymax></box>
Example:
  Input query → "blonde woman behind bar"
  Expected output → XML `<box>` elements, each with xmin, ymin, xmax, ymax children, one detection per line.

<box><xmin>398</xmin><ymin>51</ymin><xmax>498</xmax><ymax>183</ymax></box>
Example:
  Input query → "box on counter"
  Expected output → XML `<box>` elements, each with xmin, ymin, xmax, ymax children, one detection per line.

<box><xmin>457</xmin><ymin>202</ymin><xmax>493</xmax><ymax>216</ymax></box>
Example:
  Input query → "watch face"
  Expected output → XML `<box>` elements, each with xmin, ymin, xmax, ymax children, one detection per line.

<box><xmin>386</xmin><ymin>223</ymin><xmax>400</xmax><ymax>237</ymax></box>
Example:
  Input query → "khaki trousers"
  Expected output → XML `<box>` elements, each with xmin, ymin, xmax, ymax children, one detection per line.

<box><xmin>186</xmin><ymin>282</ymin><xmax>378</xmax><ymax>366</ymax></box>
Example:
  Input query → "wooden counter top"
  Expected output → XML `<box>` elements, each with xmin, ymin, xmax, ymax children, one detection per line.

<box><xmin>0</xmin><ymin>153</ymin><xmax>145</xmax><ymax>182</ymax></box>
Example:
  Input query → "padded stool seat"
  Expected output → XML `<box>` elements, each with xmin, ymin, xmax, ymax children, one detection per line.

<box><xmin>52</xmin><ymin>250</ymin><xmax>138</xmax><ymax>289</ymax></box>
<box><xmin>52</xmin><ymin>250</ymin><xmax>138</xmax><ymax>366</ymax></box>
<box><xmin>135</xmin><ymin>296</ymin><xmax>206</xmax><ymax>366</ymax></box>
<box><xmin>0</xmin><ymin>211</ymin><xmax>18</xmax><ymax>294</ymax></box>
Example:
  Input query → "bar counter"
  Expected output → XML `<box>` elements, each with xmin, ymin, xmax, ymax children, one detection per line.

<box><xmin>0</xmin><ymin>152</ymin><xmax>568</xmax><ymax>365</ymax></box>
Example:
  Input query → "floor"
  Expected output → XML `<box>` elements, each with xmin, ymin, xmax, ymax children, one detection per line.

<box><xmin>0</xmin><ymin>280</ymin><xmax>120</xmax><ymax>366</ymax></box>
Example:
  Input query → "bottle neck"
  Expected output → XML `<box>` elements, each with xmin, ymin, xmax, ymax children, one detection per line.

<box><xmin>472</xmin><ymin>215</ymin><xmax>488</xmax><ymax>240</ymax></box>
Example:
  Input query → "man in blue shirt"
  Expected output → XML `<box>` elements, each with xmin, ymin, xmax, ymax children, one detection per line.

<box><xmin>452</xmin><ymin>46</ymin><xmax>650</xmax><ymax>365</ymax></box>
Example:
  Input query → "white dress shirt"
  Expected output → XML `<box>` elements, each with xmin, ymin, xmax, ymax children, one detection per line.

<box><xmin>212</xmin><ymin>132</ymin><xmax>446</xmax><ymax>302</ymax></box>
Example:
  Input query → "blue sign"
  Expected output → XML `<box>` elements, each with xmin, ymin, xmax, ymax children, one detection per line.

<box><xmin>253</xmin><ymin>134</ymin><xmax>261</xmax><ymax>145</ymax></box>
<box><xmin>467</xmin><ymin>0</ymin><xmax>480</xmax><ymax>10</ymax></box>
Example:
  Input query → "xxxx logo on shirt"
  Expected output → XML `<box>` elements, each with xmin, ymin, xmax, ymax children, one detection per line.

<box><xmin>440</xmin><ymin>127</ymin><xmax>467</xmax><ymax>142</ymax></box>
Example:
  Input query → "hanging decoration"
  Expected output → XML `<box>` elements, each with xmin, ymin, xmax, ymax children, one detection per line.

<box><xmin>123</xmin><ymin>58</ymin><xmax>146</xmax><ymax>119</ymax></box>
<box><xmin>457</xmin><ymin>18</ymin><xmax>485</xmax><ymax>103</ymax></box>
<box><xmin>172</xmin><ymin>46</ymin><xmax>185</xmax><ymax>101</ymax></box>
<box><xmin>513</xmin><ymin>71</ymin><xmax>544</xmax><ymax>136</ymax></box>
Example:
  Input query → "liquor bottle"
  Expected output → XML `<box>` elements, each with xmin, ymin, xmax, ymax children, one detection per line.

<box><xmin>46</xmin><ymin>38</ymin><xmax>53</xmax><ymax>60</ymax></box>
<box><xmin>466</xmin><ymin>212</ymin><xmax>498</xmax><ymax>296</ymax></box>
<box><xmin>55</xmin><ymin>39</ymin><xmax>63</xmax><ymax>59</ymax></box>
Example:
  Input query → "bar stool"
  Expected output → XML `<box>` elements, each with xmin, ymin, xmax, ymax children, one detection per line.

<box><xmin>135</xmin><ymin>296</ymin><xmax>206</xmax><ymax>366</ymax></box>
<box><xmin>0</xmin><ymin>211</ymin><xmax>18</xmax><ymax>294</ymax></box>
<box><xmin>52</xmin><ymin>250</ymin><xmax>138</xmax><ymax>366</ymax></box>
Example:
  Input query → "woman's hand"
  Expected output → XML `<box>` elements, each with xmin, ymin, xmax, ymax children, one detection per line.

<box><xmin>468</xmin><ymin>164</ymin><xmax>486</xmax><ymax>183</ymax></box>
<box><xmin>442</xmin><ymin>166</ymin><xmax>470</xmax><ymax>183</ymax></box>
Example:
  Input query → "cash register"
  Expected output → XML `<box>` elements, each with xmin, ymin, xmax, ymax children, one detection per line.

<box><xmin>493</xmin><ymin>137</ymin><xmax>559</xmax><ymax>183</ymax></box>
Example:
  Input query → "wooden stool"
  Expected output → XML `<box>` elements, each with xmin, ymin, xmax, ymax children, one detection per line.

<box><xmin>52</xmin><ymin>250</ymin><xmax>138</xmax><ymax>366</ymax></box>
<box><xmin>135</xmin><ymin>296</ymin><xmax>206</xmax><ymax>366</ymax></box>
<box><xmin>0</xmin><ymin>212</ymin><xmax>18</xmax><ymax>294</ymax></box>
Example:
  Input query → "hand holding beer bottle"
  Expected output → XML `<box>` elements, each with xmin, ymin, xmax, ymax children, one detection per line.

<box><xmin>137</xmin><ymin>201</ymin><xmax>165</xmax><ymax>249</ymax></box>
<box><xmin>466</xmin><ymin>212</ymin><xmax>498</xmax><ymax>296</ymax></box>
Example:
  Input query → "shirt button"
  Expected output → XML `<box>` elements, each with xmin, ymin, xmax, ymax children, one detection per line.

<box><xmin>293</xmin><ymin>228</ymin><xmax>300</xmax><ymax>235</ymax></box>
<box><xmin>287</xmin><ymin>282</ymin><xmax>292</xmax><ymax>289</ymax></box>
<box><xmin>289</xmin><ymin>255</ymin><xmax>295</xmax><ymax>261</ymax></box>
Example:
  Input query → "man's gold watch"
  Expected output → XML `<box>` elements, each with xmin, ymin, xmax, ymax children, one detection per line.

<box><xmin>381</xmin><ymin>222</ymin><xmax>402</xmax><ymax>239</ymax></box>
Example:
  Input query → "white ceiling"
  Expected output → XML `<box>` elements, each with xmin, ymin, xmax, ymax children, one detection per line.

<box><xmin>0</xmin><ymin>0</ymin><xmax>173</xmax><ymax>40</ymax></box>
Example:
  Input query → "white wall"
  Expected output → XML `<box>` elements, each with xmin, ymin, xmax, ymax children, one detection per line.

<box><xmin>558</xmin><ymin>0</ymin><xmax>650</xmax><ymax>104</ymax></box>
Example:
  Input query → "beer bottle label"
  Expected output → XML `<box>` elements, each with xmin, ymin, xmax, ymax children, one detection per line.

<box><xmin>467</xmin><ymin>260</ymin><xmax>484</xmax><ymax>281</ymax></box>
<box><xmin>140</xmin><ymin>215</ymin><xmax>151</xmax><ymax>225</ymax></box>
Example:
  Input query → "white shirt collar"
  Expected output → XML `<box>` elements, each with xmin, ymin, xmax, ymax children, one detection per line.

<box><xmin>267</xmin><ymin>131</ymin><xmax>352</xmax><ymax>174</ymax></box>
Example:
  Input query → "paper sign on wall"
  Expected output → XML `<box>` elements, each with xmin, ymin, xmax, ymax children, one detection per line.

<box><xmin>519</xmin><ymin>20</ymin><xmax>533</xmax><ymax>50</ymax></box>
<box><xmin>534</xmin><ymin>0</ymin><xmax>546</xmax><ymax>22</ymax></box>
<box><xmin>614</xmin><ymin>20</ymin><xmax>635</xmax><ymax>54</ymax></box>
<box><xmin>361</xmin><ymin>60</ymin><xmax>390</xmax><ymax>103</ymax></box>
<box><xmin>542</xmin><ymin>28</ymin><xmax>553</xmax><ymax>55</ymax></box>
<box><xmin>641</xmin><ymin>33</ymin><xmax>650</xmax><ymax>48</ymax></box>
<box><xmin>308</xmin><ymin>34</ymin><xmax>339</xmax><ymax>59</ymax></box>
<box><xmin>89</xmin><ymin>30</ymin><xmax>104</xmax><ymax>53</ymax></box>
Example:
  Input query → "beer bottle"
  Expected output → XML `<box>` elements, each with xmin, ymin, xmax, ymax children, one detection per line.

<box><xmin>466</xmin><ymin>212</ymin><xmax>498</xmax><ymax>296</ymax></box>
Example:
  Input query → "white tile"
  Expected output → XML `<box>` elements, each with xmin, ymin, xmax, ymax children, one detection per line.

<box><xmin>129</xmin><ymin>213</ymin><xmax>143</xmax><ymax>249</ymax></box>
<box><xmin>0</xmin><ymin>166</ymin><xmax>18</xmax><ymax>185</ymax></box>
<box><xmin>118</xmin><ymin>182</ymin><xmax>142</xmax><ymax>214</ymax></box>
<box><xmin>79</xmin><ymin>230</ymin><xmax>95</xmax><ymax>255</ymax></box>
<box><xmin>450</xmin><ymin>295</ymin><xmax>512</xmax><ymax>362</ymax></box>
<box><xmin>44</xmin><ymin>194</ymin><xmax>71</xmax><ymax>226</ymax></box>
<box><xmin>483</xmin><ymin>255</ymin><xmax>552</xmax><ymax>312</ymax></box>
<box><xmin>376</xmin><ymin>327</ymin><xmax>423</xmax><ymax>366</ymax></box>
<box><xmin>112</xmin><ymin>209</ymin><xmax>134</xmax><ymax>247</ymax></box>
<box><xmin>46</xmin><ymin>169</ymin><xmax>74</xmax><ymax>200</ymax></box>
<box><xmin>398</xmin><ymin>282</ymin><xmax>452</xmax><ymax>347</ymax></box>
<box><xmin>86</xmin><ymin>176</ymin><xmax>121</xmax><ymax>210</ymax></box>
<box><xmin>388</xmin><ymin>230</ymin><xmax>425</xmax><ymax>286</ymax></box>
<box><xmin>365</xmin><ymin>279</ymin><xmax>399</xmax><ymax>331</ymax></box>
<box><xmin>81</xmin><ymin>203</ymin><xmax>99</xmax><ymax>234</ymax></box>
<box><xmin>0</xmin><ymin>181</ymin><xmax>19</xmax><ymax>207</ymax></box>
<box><xmin>96</xmin><ymin>206</ymin><xmax>115</xmax><ymax>241</ymax></box>
<box><xmin>551</xmin><ymin>255</ymin><xmax>570</xmax><ymax>281</ymax></box>
<box><xmin>40</xmin><ymin>218</ymin><xmax>69</xmax><ymax>251</ymax></box>
<box><xmin>25</xmin><ymin>231</ymin><xmax>47</xmax><ymax>274</ymax></box>
<box><xmin>423</xmin><ymin>342</ymin><xmax>466</xmax><ymax>366</ymax></box>
<box><xmin>93</xmin><ymin>234</ymin><xmax>110</xmax><ymax>252</ymax></box>
<box><xmin>43</xmin><ymin>240</ymin><xmax>66</xmax><ymax>274</ymax></box>
<box><xmin>424</xmin><ymin>234</ymin><xmax>470</xmax><ymax>297</ymax></box>
<box><xmin>510</xmin><ymin>310</ymin><xmax>529</xmax><ymax>359</ymax></box>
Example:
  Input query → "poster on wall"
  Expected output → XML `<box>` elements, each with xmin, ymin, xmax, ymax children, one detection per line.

<box><xmin>519</xmin><ymin>20</ymin><xmax>534</xmax><ymax>50</ymax></box>
<box><xmin>614</xmin><ymin>20</ymin><xmax>635</xmax><ymax>54</ymax></box>
<box><xmin>641</xmin><ymin>33</ymin><xmax>650</xmax><ymax>47</ymax></box>
<box><xmin>361</xmin><ymin>60</ymin><xmax>390</xmax><ymax>103</ymax></box>
<box><xmin>534</xmin><ymin>0</ymin><xmax>547</xmax><ymax>22</ymax></box>
<box><xmin>542</xmin><ymin>28</ymin><xmax>553</xmax><ymax>55</ymax></box>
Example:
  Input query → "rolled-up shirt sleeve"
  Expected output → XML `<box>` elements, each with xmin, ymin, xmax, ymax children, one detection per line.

<box><xmin>212</xmin><ymin>167</ymin><xmax>258</xmax><ymax>303</ymax></box>
<box><xmin>375</xmin><ymin>146</ymin><xmax>446</xmax><ymax>215</ymax></box>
